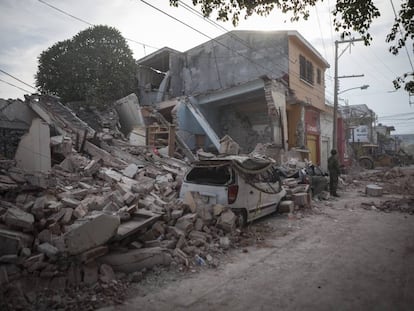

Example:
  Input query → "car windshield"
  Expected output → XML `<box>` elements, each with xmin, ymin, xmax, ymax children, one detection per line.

<box><xmin>185</xmin><ymin>165</ymin><xmax>233</xmax><ymax>185</ymax></box>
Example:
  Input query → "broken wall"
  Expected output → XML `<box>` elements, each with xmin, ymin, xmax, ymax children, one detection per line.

<box><xmin>14</xmin><ymin>118</ymin><xmax>51</xmax><ymax>173</ymax></box>
<box><xmin>173</xmin><ymin>102</ymin><xmax>214</xmax><ymax>151</ymax></box>
<box><xmin>0</xmin><ymin>99</ymin><xmax>38</xmax><ymax>158</ymax></box>
<box><xmin>172</xmin><ymin>31</ymin><xmax>289</xmax><ymax>96</ymax></box>
<box><xmin>114</xmin><ymin>93</ymin><xmax>145</xmax><ymax>137</ymax></box>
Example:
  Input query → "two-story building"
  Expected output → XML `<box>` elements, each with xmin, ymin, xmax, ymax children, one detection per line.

<box><xmin>136</xmin><ymin>30</ymin><xmax>330</xmax><ymax>164</ymax></box>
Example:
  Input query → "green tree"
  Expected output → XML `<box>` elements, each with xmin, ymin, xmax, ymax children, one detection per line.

<box><xmin>36</xmin><ymin>25</ymin><xmax>137</xmax><ymax>105</ymax></box>
<box><xmin>170</xmin><ymin>0</ymin><xmax>413</xmax><ymax>93</ymax></box>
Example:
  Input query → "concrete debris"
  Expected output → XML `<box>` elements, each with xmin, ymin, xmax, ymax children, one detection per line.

<box><xmin>99</xmin><ymin>247</ymin><xmax>172</xmax><ymax>273</ymax></box>
<box><xmin>3</xmin><ymin>207</ymin><xmax>34</xmax><ymax>231</ymax></box>
<box><xmin>361</xmin><ymin>197</ymin><xmax>414</xmax><ymax>214</ymax></box>
<box><xmin>0</xmin><ymin>94</ymin><xmax>255</xmax><ymax>307</ymax></box>
<box><xmin>64</xmin><ymin>214</ymin><xmax>120</xmax><ymax>255</ymax></box>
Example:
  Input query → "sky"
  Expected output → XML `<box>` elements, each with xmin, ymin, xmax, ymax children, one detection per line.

<box><xmin>0</xmin><ymin>0</ymin><xmax>413</xmax><ymax>134</ymax></box>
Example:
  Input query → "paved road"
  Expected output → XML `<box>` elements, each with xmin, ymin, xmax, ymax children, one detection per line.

<box><xmin>104</xmin><ymin>193</ymin><xmax>414</xmax><ymax>311</ymax></box>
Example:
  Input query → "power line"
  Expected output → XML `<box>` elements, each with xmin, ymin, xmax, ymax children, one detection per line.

<box><xmin>37</xmin><ymin>0</ymin><xmax>159</xmax><ymax>51</ymax></box>
<box><xmin>0</xmin><ymin>69</ymin><xmax>37</xmax><ymax>90</ymax></box>
<box><xmin>0</xmin><ymin>78</ymin><xmax>33</xmax><ymax>93</ymax></box>
<box><xmin>143</xmin><ymin>0</ymin><xmax>328</xmax><ymax>99</ymax></box>
<box><xmin>389</xmin><ymin>0</ymin><xmax>414</xmax><ymax>72</ymax></box>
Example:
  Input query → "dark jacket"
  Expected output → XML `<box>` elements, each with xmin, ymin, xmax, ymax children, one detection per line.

<box><xmin>328</xmin><ymin>155</ymin><xmax>340</xmax><ymax>176</ymax></box>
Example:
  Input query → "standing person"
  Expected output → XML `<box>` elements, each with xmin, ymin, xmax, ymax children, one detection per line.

<box><xmin>328</xmin><ymin>149</ymin><xmax>340</xmax><ymax>197</ymax></box>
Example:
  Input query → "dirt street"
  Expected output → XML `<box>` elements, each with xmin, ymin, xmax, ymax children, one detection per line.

<box><xmin>102</xmin><ymin>173</ymin><xmax>414</xmax><ymax>311</ymax></box>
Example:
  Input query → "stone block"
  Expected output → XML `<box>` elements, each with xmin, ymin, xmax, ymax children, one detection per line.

<box><xmin>0</xmin><ymin>228</ymin><xmax>33</xmax><ymax>256</ymax></box>
<box><xmin>32</xmin><ymin>196</ymin><xmax>47</xmax><ymax>220</ymax></box>
<box><xmin>123</xmin><ymin>192</ymin><xmax>136</xmax><ymax>205</ymax></box>
<box><xmin>171</xmin><ymin>209</ymin><xmax>183</xmax><ymax>220</ymax></box>
<box><xmin>196</xmin><ymin>205</ymin><xmax>213</xmax><ymax>223</ymax></box>
<box><xmin>64</xmin><ymin>214</ymin><xmax>120</xmax><ymax>255</ymax></box>
<box><xmin>278</xmin><ymin>200</ymin><xmax>294</xmax><ymax>213</ymax></box>
<box><xmin>61</xmin><ymin>208</ymin><xmax>73</xmax><ymax>224</ymax></box>
<box><xmin>175</xmin><ymin>213</ymin><xmax>196</xmax><ymax>234</ymax></box>
<box><xmin>183</xmin><ymin>191</ymin><xmax>197</xmax><ymax>213</ymax></box>
<box><xmin>122</xmin><ymin>163</ymin><xmax>139</xmax><ymax>178</ymax></box>
<box><xmin>99</xmin><ymin>263</ymin><xmax>115</xmax><ymax>283</ymax></box>
<box><xmin>3</xmin><ymin>207</ymin><xmax>34</xmax><ymax>230</ymax></box>
<box><xmin>61</xmin><ymin>197</ymin><xmax>80</xmax><ymax>208</ymax></box>
<box><xmin>213</xmin><ymin>204</ymin><xmax>225</xmax><ymax>217</ymax></box>
<box><xmin>38</xmin><ymin>242</ymin><xmax>59</xmax><ymax>259</ymax></box>
<box><xmin>84</xmin><ymin>159</ymin><xmax>102</xmax><ymax>177</ymax></box>
<box><xmin>219</xmin><ymin>236</ymin><xmax>230</xmax><ymax>249</ymax></box>
<box><xmin>38</xmin><ymin>229</ymin><xmax>52</xmax><ymax>243</ymax></box>
<box><xmin>73</xmin><ymin>204</ymin><xmax>88</xmax><ymax>219</ymax></box>
<box><xmin>217</xmin><ymin>210</ymin><xmax>236</xmax><ymax>233</ymax></box>
<box><xmin>131</xmin><ymin>176</ymin><xmax>155</xmax><ymax>194</ymax></box>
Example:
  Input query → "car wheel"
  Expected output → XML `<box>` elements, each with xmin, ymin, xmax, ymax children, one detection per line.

<box><xmin>233</xmin><ymin>209</ymin><xmax>247</xmax><ymax>228</ymax></box>
<box><xmin>359</xmin><ymin>158</ymin><xmax>374</xmax><ymax>169</ymax></box>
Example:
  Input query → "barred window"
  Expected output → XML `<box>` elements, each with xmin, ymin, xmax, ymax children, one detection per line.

<box><xmin>299</xmin><ymin>55</ymin><xmax>314</xmax><ymax>85</ymax></box>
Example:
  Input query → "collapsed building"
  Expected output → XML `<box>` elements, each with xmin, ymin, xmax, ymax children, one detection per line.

<box><xmin>0</xmin><ymin>29</ymin><xmax>336</xmax><ymax>308</ymax></box>
<box><xmin>137</xmin><ymin>30</ymin><xmax>331</xmax><ymax>164</ymax></box>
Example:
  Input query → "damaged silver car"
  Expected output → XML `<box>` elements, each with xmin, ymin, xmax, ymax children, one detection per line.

<box><xmin>179</xmin><ymin>156</ymin><xmax>286</xmax><ymax>225</ymax></box>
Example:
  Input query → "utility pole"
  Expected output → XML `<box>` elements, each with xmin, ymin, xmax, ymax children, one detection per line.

<box><xmin>332</xmin><ymin>38</ymin><xmax>364</xmax><ymax>150</ymax></box>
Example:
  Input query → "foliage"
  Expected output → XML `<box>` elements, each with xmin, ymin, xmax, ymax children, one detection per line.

<box><xmin>36</xmin><ymin>25</ymin><xmax>137</xmax><ymax>105</ymax></box>
<box><xmin>170</xmin><ymin>0</ymin><xmax>413</xmax><ymax>93</ymax></box>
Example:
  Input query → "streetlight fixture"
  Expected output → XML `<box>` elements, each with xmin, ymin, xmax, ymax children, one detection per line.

<box><xmin>338</xmin><ymin>84</ymin><xmax>369</xmax><ymax>95</ymax></box>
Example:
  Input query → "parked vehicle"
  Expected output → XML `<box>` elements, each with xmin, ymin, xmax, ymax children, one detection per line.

<box><xmin>357</xmin><ymin>144</ymin><xmax>403</xmax><ymax>169</ymax></box>
<box><xmin>179</xmin><ymin>156</ymin><xmax>286</xmax><ymax>226</ymax></box>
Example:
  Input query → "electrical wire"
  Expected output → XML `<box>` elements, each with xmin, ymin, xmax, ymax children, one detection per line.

<box><xmin>389</xmin><ymin>0</ymin><xmax>414</xmax><ymax>72</ymax></box>
<box><xmin>0</xmin><ymin>78</ymin><xmax>33</xmax><ymax>94</ymax></box>
<box><xmin>0</xmin><ymin>69</ymin><xmax>37</xmax><ymax>90</ymax></box>
<box><xmin>140</xmin><ymin>0</ymin><xmax>330</xmax><ymax>100</ymax></box>
<box><xmin>37</xmin><ymin>0</ymin><xmax>159</xmax><ymax>51</ymax></box>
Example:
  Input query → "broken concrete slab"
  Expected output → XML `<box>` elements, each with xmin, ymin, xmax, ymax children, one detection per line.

<box><xmin>99</xmin><ymin>247</ymin><xmax>172</xmax><ymax>273</ymax></box>
<box><xmin>115</xmin><ymin>209</ymin><xmax>161</xmax><ymax>241</ymax></box>
<box><xmin>131</xmin><ymin>176</ymin><xmax>155</xmax><ymax>194</ymax></box>
<box><xmin>122</xmin><ymin>163</ymin><xmax>139</xmax><ymax>179</ymax></box>
<box><xmin>183</xmin><ymin>191</ymin><xmax>197</xmax><ymax>213</ymax></box>
<box><xmin>79</xmin><ymin>246</ymin><xmax>108</xmax><ymax>264</ymax></box>
<box><xmin>14</xmin><ymin>118</ymin><xmax>51</xmax><ymax>174</ymax></box>
<box><xmin>217</xmin><ymin>210</ymin><xmax>236</xmax><ymax>233</ymax></box>
<box><xmin>64</xmin><ymin>214</ymin><xmax>120</xmax><ymax>255</ymax></box>
<box><xmin>0</xmin><ymin>227</ymin><xmax>33</xmax><ymax>256</ymax></box>
<box><xmin>61</xmin><ymin>197</ymin><xmax>80</xmax><ymax>209</ymax></box>
<box><xmin>3</xmin><ymin>207</ymin><xmax>35</xmax><ymax>231</ymax></box>
<box><xmin>61</xmin><ymin>208</ymin><xmax>73</xmax><ymax>224</ymax></box>
<box><xmin>219</xmin><ymin>134</ymin><xmax>240</xmax><ymax>155</ymax></box>
<box><xmin>175</xmin><ymin>213</ymin><xmax>196</xmax><ymax>234</ymax></box>
<box><xmin>83</xmin><ymin>159</ymin><xmax>102</xmax><ymax>177</ymax></box>
<box><xmin>37</xmin><ymin>243</ymin><xmax>59</xmax><ymax>259</ymax></box>
<box><xmin>114</xmin><ymin>93</ymin><xmax>145</xmax><ymax>137</ymax></box>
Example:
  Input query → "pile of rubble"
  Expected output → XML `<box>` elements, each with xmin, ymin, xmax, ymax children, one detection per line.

<box><xmin>361</xmin><ymin>197</ymin><xmax>414</xmax><ymax>214</ymax></box>
<box><xmin>356</xmin><ymin>167</ymin><xmax>414</xmax><ymax>195</ymax></box>
<box><xmin>0</xmin><ymin>148</ymin><xmax>242</xmax><ymax>309</ymax></box>
<box><xmin>0</xmin><ymin>95</ymin><xmax>245</xmax><ymax>310</ymax></box>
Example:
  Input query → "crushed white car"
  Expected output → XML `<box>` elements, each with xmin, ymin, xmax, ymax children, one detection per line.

<box><xmin>179</xmin><ymin>156</ymin><xmax>286</xmax><ymax>225</ymax></box>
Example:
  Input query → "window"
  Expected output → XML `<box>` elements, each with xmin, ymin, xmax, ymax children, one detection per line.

<box><xmin>299</xmin><ymin>55</ymin><xmax>314</xmax><ymax>85</ymax></box>
<box><xmin>317</xmin><ymin>68</ymin><xmax>321</xmax><ymax>85</ymax></box>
